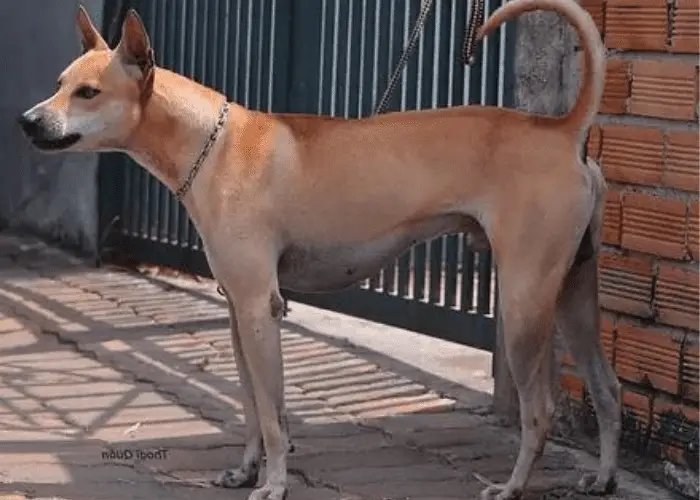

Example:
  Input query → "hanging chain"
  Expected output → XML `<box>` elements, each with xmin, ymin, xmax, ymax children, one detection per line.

<box><xmin>374</xmin><ymin>0</ymin><xmax>486</xmax><ymax>115</ymax></box>
<box><xmin>462</xmin><ymin>0</ymin><xmax>486</xmax><ymax>65</ymax></box>
<box><xmin>373</xmin><ymin>0</ymin><xmax>435</xmax><ymax>115</ymax></box>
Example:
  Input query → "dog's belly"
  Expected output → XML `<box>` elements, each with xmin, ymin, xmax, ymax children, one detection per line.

<box><xmin>278</xmin><ymin>215</ymin><xmax>487</xmax><ymax>293</ymax></box>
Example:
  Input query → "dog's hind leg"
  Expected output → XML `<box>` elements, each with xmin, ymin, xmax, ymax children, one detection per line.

<box><xmin>479</xmin><ymin>211</ymin><xmax>580</xmax><ymax>500</ymax></box>
<box><xmin>557</xmin><ymin>193</ymin><xmax>622</xmax><ymax>494</ymax></box>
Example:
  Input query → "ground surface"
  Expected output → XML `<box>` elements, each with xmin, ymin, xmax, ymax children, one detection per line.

<box><xmin>0</xmin><ymin>233</ymin><xmax>680</xmax><ymax>500</ymax></box>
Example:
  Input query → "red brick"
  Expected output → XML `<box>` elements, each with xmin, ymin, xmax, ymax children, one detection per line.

<box><xmin>622</xmin><ymin>388</ymin><xmax>652</xmax><ymax>426</ymax></box>
<box><xmin>598</xmin><ymin>252</ymin><xmax>654</xmax><ymax>317</ymax></box>
<box><xmin>581</xmin><ymin>0</ymin><xmax>606</xmax><ymax>35</ymax></box>
<box><xmin>689</xmin><ymin>201</ymin><xmax>699</xmax><ymax>260</ymax></box>
<box><xmin>606</xmin><ymin>0</ymin><xmax>668</xmax><ymax>51</ymax></box>
<box><xmin>601</xmin><ymin>60</ymin><xmax>631</xmax><ymax>114</ymax></box>
<box><xmin>629</xmin><ymin>60</ymin><xmax>698</xmax><ymax>121</ymax></box>
<box><xmin>654</xmin><ymin>263</ymin><xmax>699</xmax><ymax>331</ymax></box>
<box><xmin>663</xmin><ymin>131</ymin><xmax>700</xmax><ymax>193</ymax></box>
<box><xmin>681</xmin><ymin>336</ymin><xmax>699</xmax><ymax>401</ymax></box>
<box><xmin>600</xmin><ymin>125</ymin><xmax>663</xmax><ymax>186</ymax></box>
<box><xmin>601</xmin><ymin>316</ymin><xmax>616</xmax><ymax>363</ymax></box>
<box><xmin>615</xmin><ymin>321</ymin><xmax>682</xmax><ymax>393</ymax></box>
<box><xmin>670</xmin><ymin>0</ymin><xmax>700</xmax><ymax>54</ymax></box>
<box><xmin>561</xmin><ymin>373</ymin><xmax>586</xmax><ymax>400</ymax></box>
<box><xmin>603</xmin><ymin>189</ymin><xmax>622</xmax><ymax>245</ymax></box>
<box><xmin>587</xmin><ymin>125</ymin><xmax>602</xmax><ymax>160</ymax></box>
<box><xmin>621</xmin><ymin>193</ymin><xmax>688</xmax><ymax>259</ymax></box>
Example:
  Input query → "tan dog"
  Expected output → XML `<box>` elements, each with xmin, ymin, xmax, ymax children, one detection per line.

<box><xmin>19</xmin><ymin>2</ymin><xmax>621</xmax><ymax>499</ymax></box>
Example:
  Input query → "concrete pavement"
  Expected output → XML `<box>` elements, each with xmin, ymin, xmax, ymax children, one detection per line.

<box><xmin>0</xmin><ymin>233</ymin><xmax>678</xmax><ymax>500</ymax></box>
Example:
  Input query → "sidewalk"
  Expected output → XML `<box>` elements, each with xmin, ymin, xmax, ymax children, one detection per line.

<box><xmin>0</xmin><ymin>233</ymin><xmax>677</xmax><ymax>500</ymax></box>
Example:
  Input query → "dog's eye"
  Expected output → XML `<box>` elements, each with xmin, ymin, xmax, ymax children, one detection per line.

<box><xmin>74</xmin><ymin>86</ymin><xmax>101</xmax><ymax>100</ymax></box>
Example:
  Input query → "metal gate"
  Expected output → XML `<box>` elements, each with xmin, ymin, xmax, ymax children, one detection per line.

<box><xmin>98</xmin><ymin>0</ymin><xmax>514</xmax><ymax>352</ymax></box>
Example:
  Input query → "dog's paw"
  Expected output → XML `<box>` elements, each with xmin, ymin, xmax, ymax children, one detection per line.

<box><xmin>247</xmin><ymin>483</ymin><xmax>288</xmax><ymax>500</ymax></box>
<box><xmin>576</xmin><ymin>472</ymin><xmax>617</xmax><ymax>495</ymax></box>
<box><xmin>213</xmin><ymin>466</ymin><xmax>259</xmax><ymax>489</ymax></box>
<box><xmin>480</xmin><ymin>483</ymin><xmax>523</xmax><ymax>500</ymax></box>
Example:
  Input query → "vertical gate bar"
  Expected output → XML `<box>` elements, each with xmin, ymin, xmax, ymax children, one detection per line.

<box><xmin>248</xmin><ymin>0</ymin><xmax>259</xmax><ymax>108</ymax></box>
<box><xmin>477</xmin><ymin>251</ymin><xmax>493</xmax><ymax>314</ymax></box>
<box><xmin>428</xmin><ymin>236</ymin><xmax>444</xmax><ymax>305</ymax></box>
<box><xmin>155</xmin><ymin>0</ymin><xmax>169</xmax><ymax>244</ymax></box>
<box><xmin>243</xmin><ymin>0</ymin><xmax>253</xmax><ymax>107</ymax></box>
<box><xmin>397</xmin><ymin>251</ymin><xmax>411</xmax><ymax>298</ymax></box>
<box><xmin>209</xmin><ymin>0</ymin><xmax>220</xmax><ymax>90</ymax></box>
<box><xmin>266</xmin><ymin>0</ymin><xmax>277</xmax><ymax>112</ymax></box>
<box><xmin>343</xmin><ymin>0</ymin><xmax>355</xmax><ymax>118</ymax></box>
<box><xmin>230</xmin><ymin>0</ymin><xmax>242</xmax><ymax>101</ymax></box>
<box><xmin>121</xmin><ymin>161</ymin><xmax>132</xmax><ymax>236</ymax></box>
<box><xmin>219</xmin><ymin>0</ymin><xmax>231</xmax><ymax>96</ymax></box>
<box><xmin>177</xmin><ymin>0</ymin><xmax>192</xmax><ymax>248</ymax></box>
<box><xmin>138</xmin><ymin>0</ymin><xmax>152</xmax><ymax>239</ymax></box>
<box><xmin>447</xmin><ymin>0</ymin><xmax>457</xmax><ymax>107</ymax></box>
<box><xmin>357</xmin><ymin>0</ymin><xmax>367</xmax><ymax>117</ymax></box>
<box><xmin>147</xmin><ymin>1</ymin><xmax>161</xmax><ymax>242</ymax></box>
<box><xmin>258</xmin><ymin>0</ymin><xmax>271</xmax><ymax>112</ymax></box>
<box><xmin>369</xmin><ymin>0</ymin><xmax>381</xmax><ymax>112</ymax></box>
<box><xmin>188</xmin><ymin>0</ymin><xmax>205</xmax><ymax>248</ymax></box>
<box><xmin>255</xmin><ymin>0</ymin><xmax>266</xmax><ymax>109</ymax></box>
<box><xmin>484</xmin><ymin>0</ymin><xmax>500</xmax><ymax>106</ymax></box>
<box><xmin>413</xmin><ymin>242</ymin><xmax>427</xmax><ymax>301</ymax></box>
<box><xmin>460</xmin><ymin>237</ymin><xmax>475</xmax><ymax>311</ymax></box>
<box><xmin>164</xmin><ymin>0</ymin><xmax>179</xmax><ymax>245</ymax></box>
<box><xmin>329</xmin><ymin>0</ymin><xmax>340</xmax><ymax>116</ymax></box>
<box><xmin>316</xmin><ymin>0</ymin><xmax>327</xmax><ymax>113</ymax></box>
<box><xmin>444</xmin><ymin>234</ymin><xmax>459</xmax><ymax>308</ymax></box>
<box><xmin>398</xmin><ymin>0</ymin><xmax>410</xmax><ymax>110</ymax></box>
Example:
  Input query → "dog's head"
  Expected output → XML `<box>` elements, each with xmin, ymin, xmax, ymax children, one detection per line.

<box><xmin>18</xmin><ymin>6</ymin><xmax>155</xmax><ymax>153</ymax></box>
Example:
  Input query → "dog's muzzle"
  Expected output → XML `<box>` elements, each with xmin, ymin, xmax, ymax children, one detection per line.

<box><xmin>17</xmin><ymin>109</ymin><xmax>81</xmax><ymax>151</ymax></box>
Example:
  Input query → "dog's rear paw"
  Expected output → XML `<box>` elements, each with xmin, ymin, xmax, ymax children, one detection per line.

<box><xmin>480</xmin><ymin>484</ymin><xmax>523</xmax><ymax>500</ymax></box>
<box><xmin>576</xmin><ymin>473</ymin><xmax>617</xmax><ymax>495</ymax></box>
<box><xmin>213</xmin><ymin>466</ymin><xmax>259</xmax><ymax>489</ymax></box>
<box><xmin>247</xmin><ymin>483</ymin><xmax>288</xmax><ymax>500</ymax></box>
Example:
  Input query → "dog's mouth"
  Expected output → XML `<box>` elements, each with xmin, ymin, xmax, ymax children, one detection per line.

<box><xmin>31</xmin><ymin>133</ymin><xmax>82</xmax><ymax>151</ymax></box>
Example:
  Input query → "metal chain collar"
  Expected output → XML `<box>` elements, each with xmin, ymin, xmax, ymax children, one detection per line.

<box><xmin>175</xmin><ymin>101</ymin><xmax>230</xmax><ymax>201</ymax></box>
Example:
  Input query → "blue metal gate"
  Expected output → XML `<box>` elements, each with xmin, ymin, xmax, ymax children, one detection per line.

<box><xmin>99</xmin><ymin>0</ymin><xmax>514</xmax><ymax>352</ymax></box>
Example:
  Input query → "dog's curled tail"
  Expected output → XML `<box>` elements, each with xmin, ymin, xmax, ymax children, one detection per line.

<box><xmin>477</xmin><ymin>0</ymin><xmax>605</xmax><ymax>135</ymax></box>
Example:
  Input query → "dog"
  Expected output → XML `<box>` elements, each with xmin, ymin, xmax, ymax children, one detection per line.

<box><xmin>19</xmin><ymin>1</ymin><xmax>621</xmax><ymax>499</ymax></box>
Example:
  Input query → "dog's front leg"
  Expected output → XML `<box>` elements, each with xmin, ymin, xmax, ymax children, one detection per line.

<box><xmin>214</xmin><ymin>296</ymin><xmax>264</xmax><ymax>489</ymax></box>
<box><xmin>219</xmin><ymin>266</ymin><xmax>289</xmax><ymax>500</ymax></box>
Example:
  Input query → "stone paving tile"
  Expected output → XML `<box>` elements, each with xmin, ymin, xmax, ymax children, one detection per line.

<box><xmin>0</xmin><ymin>234</ymin><xmax>681</xmax><ymax>500</ymax></box>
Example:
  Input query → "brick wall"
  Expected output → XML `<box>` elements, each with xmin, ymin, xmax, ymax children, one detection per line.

<box><xmin>563</xmin><ymin>0</ymin><xmax>699</xmax><ymax>469</ymax></box>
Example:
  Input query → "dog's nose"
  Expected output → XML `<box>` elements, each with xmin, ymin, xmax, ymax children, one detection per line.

<box><xmin>17</xmin><ymin>111</ymin><xmax>43</xmax><ymax>137</ymax></box>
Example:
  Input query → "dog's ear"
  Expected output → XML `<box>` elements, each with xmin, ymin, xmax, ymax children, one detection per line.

<box><xmin>115</xmin><ymin>9</ymin><xmax>154</xmax><ymax>80</ymax></box>
<box><xmin>77</xmin><ymin>5</ymin><xmax>109</xmax><ymax>52</ymax></box>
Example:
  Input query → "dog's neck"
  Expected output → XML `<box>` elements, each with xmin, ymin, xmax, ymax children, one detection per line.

<box><xmin>124</xmin><ymin>67</ymin><xmax>237</xmax><ymax>212</ymax></box>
